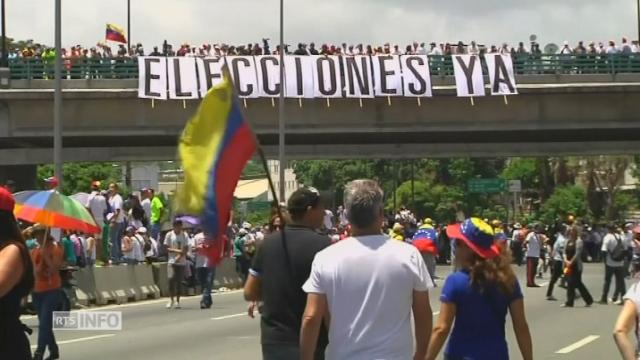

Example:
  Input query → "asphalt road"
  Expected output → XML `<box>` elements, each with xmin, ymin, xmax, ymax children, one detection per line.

<box><xmin>21</xmin><ymin>263</ymin><xmax>628</xmax><ymax>360</ymax></box>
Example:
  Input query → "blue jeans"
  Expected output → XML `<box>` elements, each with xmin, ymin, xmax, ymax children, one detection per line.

<box><xmin>151</xmin><ymin>222</ymin><xmax>161</xmax><ymax>241</ymax></box>
<box><xmin>197</xmin><ymin>266</ymin><xmax>216</xmax><ymax>307</ymax></box>
<box><xmin>110</xmin><ymin>222</ymin><xmax>124</xmax><ymax>261</ymax></box>
<box><xmin>32</xmin><ymin>289</ymin><xmax>62</xmax><ymax>356</ymax></box>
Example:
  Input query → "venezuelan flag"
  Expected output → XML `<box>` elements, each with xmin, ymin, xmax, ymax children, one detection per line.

<box><xmin>411</xmin><ymin>226</ymin><xmax>439</xmax><ymax>254</ymax></box>
<box><xmin>105</xmin><ymin>23</ymin><xmax>127</xmax><ymax>44</ymax></box>
<box><xmin>177</xmin><ymin>76</ymin><xmax>257</xmax><ymax>237</ymax></box>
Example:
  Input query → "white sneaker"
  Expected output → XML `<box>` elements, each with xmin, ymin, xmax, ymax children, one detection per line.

<box><xmin>174</xmin><ymin>302</ymin><xmax>181</xmax><ymax>309</ymax></box>
<box><xmin>166</xmin><ymin>300</ymin><xmax>174</xmax><ymax>309</ymax></box>
<box><xmin>614</xmin><ymin>299</ymin><xmax>624</xmax><ymax>306</ymax></box>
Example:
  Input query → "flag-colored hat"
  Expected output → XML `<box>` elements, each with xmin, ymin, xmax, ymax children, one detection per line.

<box><xmin>447</xmin><ymin>218</ymin><xmax>500</xmax><ymax>259</ymax></box>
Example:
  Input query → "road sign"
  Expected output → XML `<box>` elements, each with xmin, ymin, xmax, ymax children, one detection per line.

<box><xmin>507</xmin><ymin>180</ymin><xmax>522</xmax><ymax>192</ymax></box>
<box><xmin>467</xmin><ymin>179</ymin><xmax>506</xmax><ymax>193</ymax></box>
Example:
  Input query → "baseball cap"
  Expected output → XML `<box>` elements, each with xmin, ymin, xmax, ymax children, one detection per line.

<box><xmin>287</xmin><ymin>187</ymin><xmax>321</xmax><ymax>213</ymax></box>
<box><xmin>446</xmin><ymin>218</ymin><xmax>500</xmax><ymax>259</ymax></box>
<box><xmin>0</xmin><ymin>186</ymin><xmax>15</xmax><ymax>212</ymax></box>
<box><xmin>137</xmin><ymin>227</ymin><xmax>148</xmax><ymax>234</ymax></box>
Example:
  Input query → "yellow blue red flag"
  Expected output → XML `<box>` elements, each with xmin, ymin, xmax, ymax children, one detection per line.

<box><xmin>177</xmin><ymin>76</ymin><xmax>257</xmax><ymax>237</ymax></box>
<box><xmin>105</xmin><ymin>23</ymin><xmax>127</xmax><ymax>44</ymax></box>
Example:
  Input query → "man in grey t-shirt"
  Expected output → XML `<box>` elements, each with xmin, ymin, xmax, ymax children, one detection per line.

<box><xmin>165</xmin><ymin>220</ymin><xmax>188</xmax><ymax>309</ymax></box>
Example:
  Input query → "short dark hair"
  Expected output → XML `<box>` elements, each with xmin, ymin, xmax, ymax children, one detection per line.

<box><xmin>344</xmin><ymin>180</ymin><xmax>384</xmax><ymax>228</ymax></box>
<box><xmin>173</xmin><ymin>219</ymin><xmax>183</xmax><ymax>227</ymax></box>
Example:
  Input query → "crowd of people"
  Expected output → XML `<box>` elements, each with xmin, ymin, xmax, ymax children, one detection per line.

<box><xmin>4</xmin><ymin>175</ymin><xmax>640</xmax><ymax>359</ymax></box>
<box><xmin>10</xmin><ymin>37</ymin><xmax>640</xmax><ymax>61</ymax></box>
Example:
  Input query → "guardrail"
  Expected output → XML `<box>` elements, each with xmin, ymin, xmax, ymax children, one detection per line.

<box><xmin>8</xmin><ymin>54</ymin><xmax>640</xmax><ymax>80</ymax></box>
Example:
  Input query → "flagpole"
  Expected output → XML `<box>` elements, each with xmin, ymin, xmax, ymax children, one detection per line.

<box><xmin>127</xmin><ymin>0</ymin><xmax>131</xmax><ymax>51</ymax></box>
<box><xmin>277</xmin><ymin>0</ymin><xmax>286</xmax><ymax>202</ymax></box>
<box><xmin>54</xmin><ymin>0</ymin><xmax>63</xmax><ymax>188</ymax></box>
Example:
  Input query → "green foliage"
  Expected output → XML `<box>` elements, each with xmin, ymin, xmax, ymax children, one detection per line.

<box><xmin>392</xmin><ymin>180</ymin><xmax>464</xmax><ymax>224</ymax></box>
<box><xmin>37</xmin><ymin>163</ymin><xmax>121</xmax><ymax>195</ymax></box>
<box><xmin>540</xmin><ymin>186</ymin><xmax>588</xmax><ymax>225</ymax></box>
<box><xmin>613</xmin><ymin>192</ymin><xmax>635</xmax><ymax>220</ymax></box>
<box><xmin>501</xmin><ymin>158</ymin><xmax>539</xmax><ymax>190</ymax></box>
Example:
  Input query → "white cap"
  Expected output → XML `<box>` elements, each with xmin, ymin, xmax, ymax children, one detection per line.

<box><xmin>136</xmin><ymin>227</ymin><xmax>147</xmax><ymax>234</ymax></box>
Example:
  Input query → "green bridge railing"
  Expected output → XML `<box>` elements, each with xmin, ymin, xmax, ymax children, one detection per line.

<box><xmin>8</xmin><ymin>54</ymin><xmax>640</xmax><ymax>80</ymax></box>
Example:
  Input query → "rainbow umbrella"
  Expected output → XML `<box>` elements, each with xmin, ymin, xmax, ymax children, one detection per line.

<box><xmin>13</xmin><ymin>190</ymin><xmax>100</xmax><ymax>234</ymax></box>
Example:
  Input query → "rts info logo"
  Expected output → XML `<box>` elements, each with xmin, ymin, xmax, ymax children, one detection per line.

<box><xmin>53</xmin><ymin>311</ymin><xmax>122</xmax><ymax>331</ymax></box>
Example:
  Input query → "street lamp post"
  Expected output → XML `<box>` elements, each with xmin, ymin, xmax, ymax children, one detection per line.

<box><xmin>127</xmin><ymin>0</ymin><xmax>131</xmax><ymax>50</ymax></box>
<box><xmin>1</xmin><ymin>0</ymin><xmax>6</xmax><ymax>67</ymax></box>
<box><xmin>637</xmin><ymin>0</ymin><xmax>640</xmax><ymax>43</ymax></box>
<box><xmin>277</xmin><ymin>0</ymin><xmax>285</xmax><ymax>202</ymax></box>
<box><xmin>54</xmin><ymin>0</ymin><xmax>63</xmax><ymax>187</ymax></box>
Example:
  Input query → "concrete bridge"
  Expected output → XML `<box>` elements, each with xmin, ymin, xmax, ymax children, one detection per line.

<box><xmin>1</xmin><ymin>74</ymin><xmax>640</xmax><ymax>183</ymax></box>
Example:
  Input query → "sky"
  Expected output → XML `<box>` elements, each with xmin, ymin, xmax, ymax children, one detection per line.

<box><xmin>9</xmin><ymin>0</ymin><xmax>640</xmax><ymax>49</ymax></box>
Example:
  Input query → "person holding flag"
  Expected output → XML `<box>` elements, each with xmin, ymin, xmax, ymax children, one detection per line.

<box><xmin>411</xmin><ymin>220</ymin><xmax>439</xmax><ymax>280</ymax></box>
<box><xmin>175</xmin><ymin>67</ymin><xmax>256</xmax><ymax>267</ymax></box>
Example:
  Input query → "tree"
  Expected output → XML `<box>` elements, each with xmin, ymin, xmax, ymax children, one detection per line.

<box><xmin>501</xmin><ymin>158</ymin><xmax>538</xmax><ymax>190</ymax></box>
<box><xmin>540</xmin><ymin>186</ymin><xmax>588</xmax><ymax>225</ymax></box>
<box><xmin>37</xmin><ymin>163</ymin><xmax>122</xmax><ymax>195</ymax></box>
<box><xmin>392</xmin><ymin>180</ymin><xmax>464</xmax><ymax>224</ymax></box>
<box><xmin>584</xmin><ymin>156</ymin><xmax>631</xmax><ymax>221</ymax></box>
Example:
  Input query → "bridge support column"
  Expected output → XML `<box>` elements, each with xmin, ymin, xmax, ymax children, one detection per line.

<box><xmin>0</xmin><ymin>165</ymin><xmax>37</xmax><ymax>191</ymax></box>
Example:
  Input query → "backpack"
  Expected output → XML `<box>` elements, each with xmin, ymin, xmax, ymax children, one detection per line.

<box><xmin>610</xmin><ymin>235</ymin><xmax>626</xmax><ymax>262</ymax></box>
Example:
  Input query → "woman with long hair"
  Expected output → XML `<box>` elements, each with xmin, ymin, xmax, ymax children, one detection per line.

<box><xmin>426</xmin><ymin>218</ymin><xmax>533</xmax><ymax>360</ymax></box>
<box><xmin>0</xmin><ymin>187</ymin><xmax>35</xmax><ymax>359</ymax></box>
<box><xmin>563</xmin><ymin>225</ymin><xmax>594</xmax><ymax>307</ymax></box>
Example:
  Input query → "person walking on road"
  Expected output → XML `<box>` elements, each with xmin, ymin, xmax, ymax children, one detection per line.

<box><xmin>193</xmin><ymin>230</ymin><xmax>218</xmax><ymax>309</ymax></box>
<box><xmin>511</xmin><ymin>223</ymin><xmax>525</xmax><ymax>266</ymax></box>
<box><xmin>599</xmin><ymin>224</ymin><xmax>629</xmax><ymax>305</ymax></box>
<box><xmin>244</xmin><ymin>187</ymin><xmax>330</xmax><ymax>360</ymax></box>
<box><xmin>0</xmin><ymin>187</ymin><xmax>35</xmax><ymax>360</ymax></box>
<box><xmin>411</xmin><ymin>223</ymin><xmax>439</xmax><ymax>281</ymax></box>
<box><xmin>547</xmin><ymin>225</ymin><xmax>567</xmax><ymax>301</ymax></box>
<box><xmin>524</xmin><ymin>224</ymin><xmax>543</xmax><ymax>287</ymax></box>
<box><xmin>563</xmin><ymin>225</ymin><xmax>594</xmax><ymax>307</ymax></box>
<box><xmin>426</xmin><ymin>218</ymin><xmax>533</xmax><ymax>360</ymax></box>
<box><xmin>300</xmin><ymin>180</ymin><xmax>434</xmax><ymax>360</ymax></box>
<box><xmin>165</xmin><ymin>220</ymin><xmax>188</xmax><ymax>309</ymax></box>
<box><xmin>613</xmin><ymin>260</ymin><xmax>640</xmax><ymax>359</ymax></box>
<box><xmin>30</xmin><ymin>224</ymin><xmax>64</xmax><ymax>360</ymax></box>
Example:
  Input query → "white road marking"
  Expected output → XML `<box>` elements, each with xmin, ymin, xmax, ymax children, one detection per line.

<box><xmin>31</xmin><ymin>334</ymin><xmax>115</xmax><ymax>349</ymax></box>
<box><xmin>21</xmin><ymin>290</ymin><xmax>244</xmax><ymax>320</ymax></box>
<box><xmin>555</xmin><ymin>335</ymin><xmax>600</xmax><ymax>354</ymax></box>
<box><xmin>212</xmin><ymin>313</ymin><xmax>246</xmax><ymax>320</ymax></box>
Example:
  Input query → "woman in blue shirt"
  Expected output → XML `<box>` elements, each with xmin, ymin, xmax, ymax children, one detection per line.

<box><xmin>426</xmin><ymin>218</ymin><xmax>533</xmax><ymax>360</ymax></box>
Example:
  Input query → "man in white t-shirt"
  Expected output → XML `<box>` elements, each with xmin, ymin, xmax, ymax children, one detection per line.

<box><xmin>524</xmin><ymin>224</ymin><xmax>542</xmax><ymax>287</ymax></box>
<box><xmin>108</xmin><ymin>183</ymin><xmax>125</xmax><ymax>262</ymax></box>
<box><xmin>140</xmin><ymin>188</ymin><xmax>152</xmax><ymax>222</ymax></box>
<box><xmin>599</xmin><ymin>224</ymin><xmax>629</xmax><ymax>305</ymax></box>
<box><xmin>86</xmin><ymin>181</ymin><xmax>107</xmax><ymax>262</ymax></box>
<box><xmin>165</xmin><ymin>220</ymin><xmax>189</xmax><ymax>309</ymax></box>
<box><xmin>300</xmin><ymin>179</ymin><xmax>434</xmax><ymax>360</ymax></box>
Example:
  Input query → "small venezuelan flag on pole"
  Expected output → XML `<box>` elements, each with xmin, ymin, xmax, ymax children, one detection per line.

<box><xmin>176</xmin><ymin>74</ymin><xmax>257</xmax><ymax>240</ymax></box>
<box><xmin>105</xmin><ymin>23</ymin><xmax>127</xmax><ymax>44</ymax></box>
